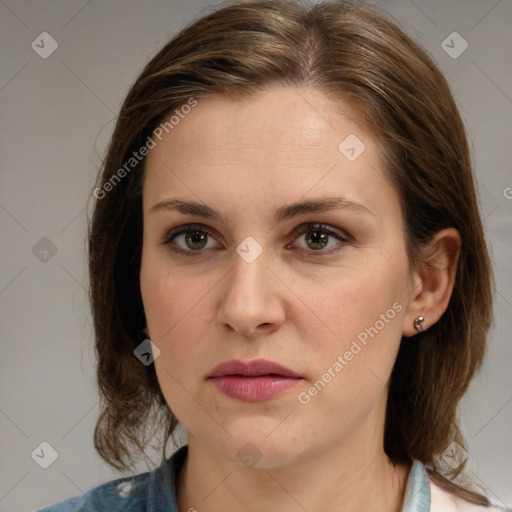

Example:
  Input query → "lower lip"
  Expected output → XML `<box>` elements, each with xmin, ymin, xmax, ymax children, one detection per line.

<box><xmin>209</xmin><ymin>375</ymin><xmax>301</xmax><ymax>402</ymax></box>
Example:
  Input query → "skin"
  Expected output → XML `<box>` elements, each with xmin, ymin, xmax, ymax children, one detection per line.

<box><xmin>140</xmin><ymin>86</ymin><xmax>461</xmax><ymax>512</ymax></box>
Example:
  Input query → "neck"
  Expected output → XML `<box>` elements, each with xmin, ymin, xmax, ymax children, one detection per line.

<box><xmin>176</xmin><ymin>432</ymin><xmax>410</xmax><ymax>512</ymax></box>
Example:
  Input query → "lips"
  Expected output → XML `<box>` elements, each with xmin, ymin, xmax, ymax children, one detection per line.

<box><xmin>208</xmin><ymin>359</ymin><xmax>302</xmax><ymax>379</ymax></box>
<box><xmin>208</xmin><ymin>359</ymin><xmax>303</xmax><ymax>402</ymax></box>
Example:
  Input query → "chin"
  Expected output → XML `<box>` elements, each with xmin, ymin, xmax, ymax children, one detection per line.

<box><xmin>210</xmin><ymin>425</ymin><xmax>306</xmax><ymax>470</ymax></box>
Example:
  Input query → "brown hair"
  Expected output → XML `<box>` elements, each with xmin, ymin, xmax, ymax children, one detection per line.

<box><xmin>87</xmin><ymin>0</ymin><xmax>494</xmax><ymax>505</ymax></box>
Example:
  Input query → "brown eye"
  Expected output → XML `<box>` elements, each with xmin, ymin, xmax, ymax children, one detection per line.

<box><xmin>183</xmin><ymin>230</ymin><xmax>208</xmax><ymax>250</ymax></box>
<box><xmin>161</xmin><ymin>224</ymin><xmax>221</xmax><ymax>255</ymax></box>
<box><xmin>291</xmin><ymin>223</ymin><xmax>350</xmax><ymax>254</ymax></box>
<box><xmin>304</xmin><ymin>230</ymin><xmax>330</xmax><ymax>250</ymax></box>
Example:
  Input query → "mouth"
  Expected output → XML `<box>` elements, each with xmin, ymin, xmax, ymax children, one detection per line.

<box><xmin>207</xmin><ymin>359</ymin><xmax>303</xmax><ymax>402</ymax></box>
<box><xmin>208</xmin><ymin>358</ymin><xmax>302</xmax><ymax>379</ymax></box>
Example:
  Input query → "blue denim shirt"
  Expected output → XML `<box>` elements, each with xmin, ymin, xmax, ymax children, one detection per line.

<box><xmin>36</xmin><ymin>445</ymin><xmax>510</xmax><ymax>511</ymax></box>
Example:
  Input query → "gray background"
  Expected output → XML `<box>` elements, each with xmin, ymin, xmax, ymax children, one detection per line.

<box><xmin>0</xmin><ymin>0</ymin><xmax>511</xmax><ymax>511</ymax></box>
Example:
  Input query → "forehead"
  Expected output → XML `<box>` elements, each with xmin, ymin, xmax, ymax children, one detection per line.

<box><xmin>142</xmin><ymin>87</ymin><xmax>399</xmax><ymax>225</ymax></box>
<box><xmin>147</xmin><ymin>87</ymin><xmax>363</xmax><ymax>164</ymax></box>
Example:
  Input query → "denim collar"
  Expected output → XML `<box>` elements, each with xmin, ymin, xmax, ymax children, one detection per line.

<box><xmin>149</xmin><ymin>445</ymin><xmax>187</xmax><ymax>511</ymax></box>
<box><xmin>402</xmin><ymin>459</ymin><xmax>431</xmax><ymax>511</ymax></box>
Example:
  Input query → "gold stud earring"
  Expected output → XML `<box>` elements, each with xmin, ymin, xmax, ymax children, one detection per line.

<box><xmin>414</xmin><ymin>316</ymin><xmax>425</xmax><ymax>333</ymax></box>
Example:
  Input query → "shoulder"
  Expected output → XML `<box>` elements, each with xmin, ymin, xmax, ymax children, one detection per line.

<box><xmin>35</xmin><ymin>445</ymin><xmax>187</xmax><ymax>512</ymax></box>
<box><xmin>34</xmin><ymin>471</ymin><xmax>151</xmax><ymax>512</ymax></box>
<box><xmin>430</xmin><ymin>479</ymin><xmax>511</xmax><ymax>512</ymax></box>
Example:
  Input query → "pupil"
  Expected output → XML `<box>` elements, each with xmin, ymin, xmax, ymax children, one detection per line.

<box><xmin>186</xmin><ymin>231</ymin><xmax>207</xmax><ymax>250</ymax></box>
<box><xmin>306</xmin><ymin>231</ymin><xmax>327</xmax><ymax>250</ymax></box>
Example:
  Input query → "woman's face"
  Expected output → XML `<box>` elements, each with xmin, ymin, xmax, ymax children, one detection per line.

<box><xmin>140</xmin><ymin>87</ymin><xmax>417</xmax><ymax>468</ymax></box>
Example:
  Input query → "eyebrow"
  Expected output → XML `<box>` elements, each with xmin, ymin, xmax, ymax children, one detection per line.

<box><xmin>149</xmin><ymin>197</ymin><xmax>373</xmax><ymax>225</ymax></box>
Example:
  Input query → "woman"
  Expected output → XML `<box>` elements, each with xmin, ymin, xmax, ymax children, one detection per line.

<box><xmin>37</xmin><ymin>1</ymin><xmax>510</xmax><ymax>511</ymax></box>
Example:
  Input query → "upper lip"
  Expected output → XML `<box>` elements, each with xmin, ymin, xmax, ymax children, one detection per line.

<box><xmin>208</xmin><ymin>359</ymin><xmax>302</xmax><ymax>378</ymax></box>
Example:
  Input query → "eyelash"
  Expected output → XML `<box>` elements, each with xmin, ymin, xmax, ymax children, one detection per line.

<box><xmin>160</xmin><ymin>223</ymin><xmax>351</xmax><ymax>257</ymax></box>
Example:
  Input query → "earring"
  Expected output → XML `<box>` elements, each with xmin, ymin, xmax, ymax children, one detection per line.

<box><xmin>414</xmin><ymin>316</ymin><xmax>425</xmax><ymax>333</ymax></box>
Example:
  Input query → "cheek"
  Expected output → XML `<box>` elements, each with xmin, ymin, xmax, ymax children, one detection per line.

<box><xmin>141</xmin><ymin>256</ymin><xmax>212</xmax><ymax>341</ymax></box>
<box><xmin>142</xmin><ymin>268</ymin><xmax>214</xmax><ymax>415</ymax></box>
<box><xmin>296</xmin><ymin>252</ymin><xmax>408</xmax><ymax>391</ymax></box>
<box><xmin>303</xmin><ymin>253</ymin><xmax>407</xmax><ymax>338</ymax></box>
<box><xmin>294</xmin><ymin>269</ymin><xmax>406</xmax><ymax>441</ymax></box>
<box><xmin>140</xmin><ymin>263</ymin><xmax>221</xmax><ymax>404</ymax></box>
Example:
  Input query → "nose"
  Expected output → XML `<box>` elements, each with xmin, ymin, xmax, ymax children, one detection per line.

<box><xmin>217</xmin><ymin>251</ymin><xmax>286</xmax><ymax>339</ymax></box>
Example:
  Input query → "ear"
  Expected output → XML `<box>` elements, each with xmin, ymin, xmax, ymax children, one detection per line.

<box><xmin>402</xmin><ymin>228</ymin><xmax>461</xmax><ymax>337</ymax></box>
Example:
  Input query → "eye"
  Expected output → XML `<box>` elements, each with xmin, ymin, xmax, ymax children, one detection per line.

<box><xmin>160</xmin><ymin>224</ymin><xmax>221</xmax><ymax>256</ymax></box>
<box><xmin>289</xmin><ymin>223</ymin><xmax>350</xmax><ymax>255</ymax></box>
